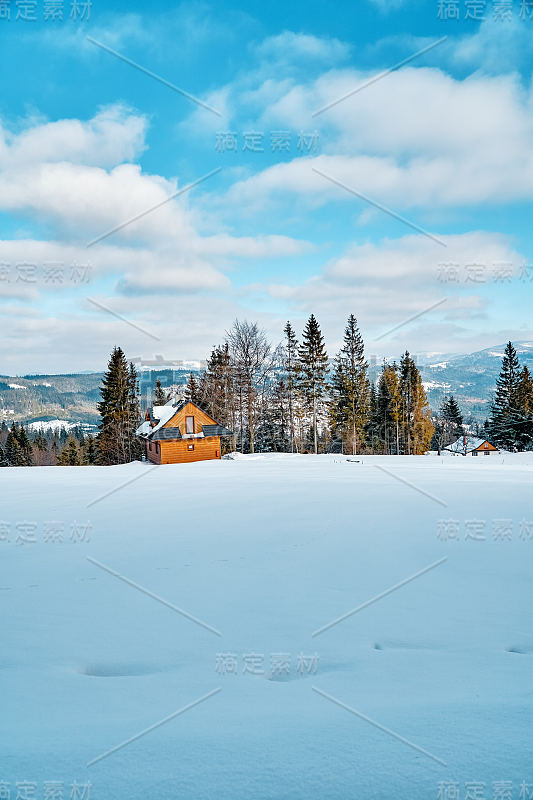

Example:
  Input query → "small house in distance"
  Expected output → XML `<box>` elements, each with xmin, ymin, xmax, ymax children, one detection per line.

<box><xmin>136</xmin><ymin>400</ymin><xmax>233</xmax><ymax>464</ymax></box>
<box><xmin>445</xmin><ymin>436</ymin><xmax>499</xmax><ymax>456</ymax></box>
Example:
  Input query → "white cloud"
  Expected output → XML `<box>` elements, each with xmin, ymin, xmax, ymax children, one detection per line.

<box><xmin>249</xmin><ymin>231</ymin><xmax>524</xmax><ymax>352</ymax></box>
<box><xmin>216</xmin><ymin>65</ymin><xmax>533</xmax><ymax>211</ymax></box>
<box><xmin>254</xmin><ymin>31</ymin><xmax>350</xmax><ymax>65</ymax></box>
<box><xmin>0</xmin><ymin>107</ymin><xmax>311</xmax><ymax>304</ymax></box>
<box><xmin>0</xmin><ymin>230</ymin><xmax>526</xmax><ymax>372</ymax></box>
<box><xmin>448</xmin><ymin>14</ymin><xmax>533</xmax><ymax>74</ymax></box>
<box><xmin>0</xmin><ymin>106</ymin><xmax>147</xmax><ymax>169</ymax></box>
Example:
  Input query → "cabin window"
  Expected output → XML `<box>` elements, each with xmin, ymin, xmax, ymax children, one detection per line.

<box><xmin>484</xmin><ymin>442</ymin><xmax>489</xmax><ymax>448</ymax></box>
<box><xmin>188</xmin><ymin>443</ymin><xmax>194</xmax><ymax>451</ymax></box>
<box><xmin>484</xmin><ymin>450</ymin><xmax>490</xmax><ymax>455</ymax></box>
<box><xmin>186</xmin><ymin>416</ymin><xmax>194</xmax><ymax>434</ymax></box>
<box><xmin>472</xmin><ymin>451</ymin><xmax>478</xmax><ymax>456</ymax></box>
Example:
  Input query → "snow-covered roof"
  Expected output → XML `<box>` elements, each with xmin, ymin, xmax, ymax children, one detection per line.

<box><xmin>136</xmin><ymin>400</ymin><xmax>182</xmax><ymax>438</ymax></box>
<box><xmin>445</xmin><ymin>436</ymin><xmax>490</xmax><ymax>453</ymax></box>
<box><xmin>136</xmin><ymin>400</ymin><xmax>234</xmax><ymax>441</ymax></box>
<box><xmin>135</xmin><ymin>420</ymin><xmax>152</xmax><ymax>436</ymax></box>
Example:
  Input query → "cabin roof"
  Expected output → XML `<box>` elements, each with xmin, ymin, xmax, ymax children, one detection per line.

<box><xmin>445</xmin><ymin>436</ymin><xmax>495</xmax><ymax>453</ymax></box>
<box><xmin>135</xmin><ymin>399</ymin><xmax>233</xmax><ymax>441</ymax></box>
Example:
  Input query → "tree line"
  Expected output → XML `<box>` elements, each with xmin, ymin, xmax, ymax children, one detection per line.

<box><xmin>180</xmin><ymin>314</ymin><xmax>434</xmax><ymax>456</ymax></box>
<box><xmin>0</xmin><ymin>420</ymin><xmax>97</xmax><ymax>466</ymax></box>
<box><xmin>3</xmin><ymin>325</ymin><xmax>531</xmax><ymax>467</ymax></box>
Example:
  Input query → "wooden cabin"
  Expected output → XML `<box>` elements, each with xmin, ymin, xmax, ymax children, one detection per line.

<box><xmin>136</xmin><ymin>400</ymin><xmax>233</xmax><ymax>465</ymax></box>
<box><xmin>445</xmin><ymin>436</ymin><xmax>498</xmax><ymax>456</ymax></box>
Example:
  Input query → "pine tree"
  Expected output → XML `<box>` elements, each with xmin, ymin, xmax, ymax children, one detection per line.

<box><xmin>184</xmin><ymin>372</ymin><xmax>202</xmax><ymax>406</ymax></box>
<box><xmin>17</xmin><ymin>424</ymin><xmax>34</xmax><ymax>465</ymax></box>
<box><xmin>284</xmin><ymin>322</ymin><xmax>299</xmax><ymax>453</ymax></box>
<box><xmin>201</xmin><ymin>344</ymin><xmax>235</xmax><ymax>429</ymax></box>
<box><xmin>153</xmin><ymin>378</ymin><xmax>168</xmax><ymax>405</ymax></box>
<box><xmin>269</xmin><ymin>377</ymin><xmax>290</xmax><ymax>452</ymax></box>
<box><xmin>366</xmin><ymin>382</ymin><xmax>380</xmax><ymax>453</ymax></box>
<box><xmin>82</xmin><ymin>434</ymin><xmax>98</xmax><ymax>465</ymax></box>
<box><xmin>128</xmin><ymin>362</ymin><xmax>142</xmax><ymax>462</ymax></box>
<box><xmin>297</xmin><ymin>314</ymin><xmax>329</xmax><ymax>454</ymax></box>
<box><xmin>330</xmin><ymin>315</ymin><xmax>369</xmax><ymax>455</ymax></box>
<box><xmin>97</xmin><ymin>347</ymin><xmax>142</xmax><ymax>465</ymax></box>
<box><xmin>398</xmin><ymin>353</ymin><xmax>433</xmax><ymax>455</ymax></box>
<box><xmin>515</xmin><ymin>365</ymin><xmax>533</xmax><ymax>450</ymax></box>
<box><xmin>443</xmin><ymin>396</ymin><xmax>463</xmax><ymax>434</ymax></box>
<box><xmin>58</xmin><ymin>437</ymin><xmax>81</xmax><ymax>466</ymax></box>
<box><xmin>0</xmin><ymin>420</ymin><xmax>8</xmax><ymax>448</ymax></box>
<box><xmin>488</xmin><ymin>342</ymin><xmax>522</xmax><ymax>450</ymax></box>
<box><xmin>34</xmin><ymin>432</ymin><xmax>48</xmax><ymax>453</ymax></box>
<box><xmin>255</xmin><ymin>378</ymin><xmax>289</xmax><ymax>453</ymax></box>
<box><xmin>434</xmin><ymin>395</ymin><xmax>464</xmax><ymax>452</ymax></box>
<box><xmin>374</xmin><ymin>363</ymin><xmax>401</xmax><ymax>454</ymax></box>
<box><xmin>5</xmin><ymin>424</ymin><xmax>24</xmax><ymax>466</ymax></box>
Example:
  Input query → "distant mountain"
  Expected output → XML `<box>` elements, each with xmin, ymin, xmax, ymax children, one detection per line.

<box><xmin>0</xmin><ymin>368</ymin><xmax>199</xmax><ymax>427</ymax></box>
<box><xmin>416</xmin><ymin>341</ymin><xmax>533</xmax><ymax>421</ymax></box>
<box><xmin>2</xmin><ymin>342</ymin><xmax>531</xmax><ymax>428</ymax></box>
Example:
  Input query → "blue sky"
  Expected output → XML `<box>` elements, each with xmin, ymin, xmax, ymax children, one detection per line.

<box><xmin>1</xmin><ymin>0</ymin><xmax>533</xmax><ymax>373</ymax></box>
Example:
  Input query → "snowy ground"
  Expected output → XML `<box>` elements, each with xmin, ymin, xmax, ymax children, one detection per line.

<box><xmin>2</xmin><ymin>453</ymin><xmax>533</xmax><ymax>800</ymax></box>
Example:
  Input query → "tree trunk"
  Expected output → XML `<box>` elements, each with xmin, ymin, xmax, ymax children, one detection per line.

<box><xmin>313</xmin><ymin>390</ymin><xmax>318</xmax><ymax>454</ymax></box>
<box><xmin>396</xmin><ymin>421</ymin><xmax>399</xmax><ymax>456</ymax></box>
<box><xmin>248</xmin><ymin>381</ymin><xmax>254</xmax><ymax>454</ymax></box>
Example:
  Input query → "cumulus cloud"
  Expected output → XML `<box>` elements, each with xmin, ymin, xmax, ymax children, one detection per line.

<box><xmin>224</xmin><ymin>67</ymin><xmax>533</xmax><ymax>211</ymax></box>
<box><xmin>248</xmin><ymin>231</ymin><xmax>524</xmax><ymax>352</ymax></box>
<box><xmin>0</xmin><ymin>107</ymin><xmax>311</xmax><ymax>306</ymax></box>
<box><xmin>0</xmin><ymin>106</ymin><xmax>147</xmax><ymax>169</ymax></box>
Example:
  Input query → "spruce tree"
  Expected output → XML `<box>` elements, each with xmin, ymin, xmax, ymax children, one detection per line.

<box><xmin>296</xmin><ymin>314</ymin><xmax>329</xmax><ymax>454</ymax></box>
<box><xmin>17</xmin><ymin>424</ymin><xmax>34</xmax><ymax>465</ymax></box>
<box><xmin>153</xmin><ymin>378</ymin><xmax>167</xmax><ymax>405</ymax></box>
<box><xmin>366</xmin><ymin>382</ymin><xmax>380</xmax><ymax>453</ymax></box>
<box><xmin>34</xmin><ymin>432</ymin><xmax>48</xmax><ymax>453</ymax></box>
<box><xmin>443</xmin><ymin>396</ymin><xmax>463</xmax><ymax>434</ymax></box>
<box><xmin>436</xmin><ymin>395</ymin><xmax>464</xmax><ymax>451</ymax></box>
<box><xmin>374</xmin><ymin>363</ymin><xmax>400</xmax><ymax>454</ymax></box>
<box><xmin>489</xmin><ymin>342</ymin><xmax>522</xmax><ymax>450</ymax></box>
<box><xmin>515</xmin><ymin>365</ymin><xmax>533</xmax><ymax>450</ymax></box>
<box><xmin>5</xmin><ymin>424</ymin><xmax>24</xmax><ymax>466</ymax></box>
<box><xmin>201</xmin><ymin>344</ymin><xmax>235</xmax><ymax>432</ymax></box>
<box><xmin>398</xmin><ymin>353</ymin><xmax>433</xmax><ymax>455</ymax></box>
<box><xmin>330</xmin><ymin>315</ymin><xmax>369</xmax><ymax>455</ymax></box>
<box><xmin>128</xmin><ymin>362</ymin><xmax>142</xmax><ymax>461</ymax></box>
<box><xmin>97</xmin><ymin>347</ymin><xmax>141</xmax><ymax>465</ymax></box>
<box><xmin>271</xmin><ymin>377</ymin><xmax>289</xmax><ymax>452</ymax></box>
<box><xmin>82</xmin><ymin>434</ymin><xmax>98</xmax><ymax>465</ymax></box>
<box><xmin>184</xmin><ymin>372</ymin><xmax>202</xmax><ymax>406</ymax></box>
<box><xmin>0</xmin><ymin>420</ymin><xmax>8</xmax><ymax>448</ymax></box>
<box><xmin>284</xmin><ymin>321</ymin><xmax>299</xmax><ymax>453</ymax></box>
<box><xmin>58</xmin><ymin>437</ymin><xmax>80</xmax><ymax>466</ymax></box>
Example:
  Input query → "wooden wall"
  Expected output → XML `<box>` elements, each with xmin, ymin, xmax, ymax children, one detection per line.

<box><xmin>146</xmin><ymin>441</ymin><xmax>160</xmax><ymax>464</ymax></box>
<box><xmin>160</xmin><ymin>436</ymin><xmax>221</xmax><ymax>464</ymax></box>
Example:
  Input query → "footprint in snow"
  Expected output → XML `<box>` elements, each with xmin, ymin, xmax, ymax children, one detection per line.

<box><xmin>77</xmin><ymin>663</ymin><xmax>160</xmax><ymax>677</ymax></box>
<box><xmin>373</xmin><ymin>640</ymin><xmax>437</xmax><ymax>651</ymax></box>
<box><xmin>507</xmin><ymin>644</ymin><xmax>533</xmax><ymax>655</ymax></box>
